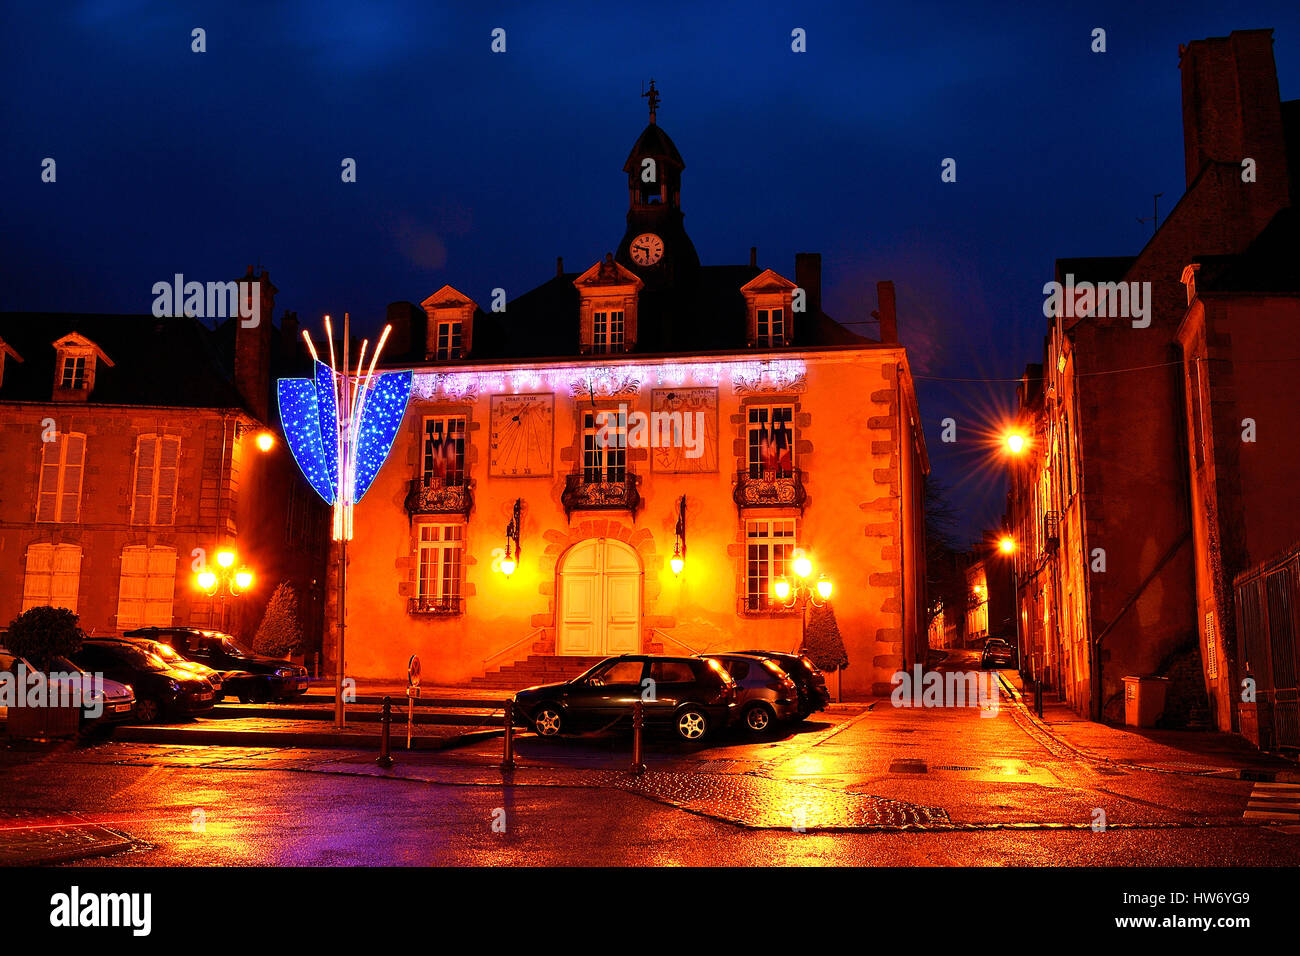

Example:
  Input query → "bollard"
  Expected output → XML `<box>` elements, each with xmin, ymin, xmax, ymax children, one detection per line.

<box><xmin>376</xmin><ymin>696</ymin><xmax>395</xmax><ymax>768</ymax></box>
<box><xmin>1036</xmin><ymin>679</ymin><xmax>1044</xmax><ymax>719</ymax></box>
<box><xmin>630</xmin><ymin>699</ymin><xmax>646</xmax><ymax>775</ymax></box>
<box><xmin>501</xmin><ymin>699</ymin><xmax>516</xmax><ymax>771</ymax></box>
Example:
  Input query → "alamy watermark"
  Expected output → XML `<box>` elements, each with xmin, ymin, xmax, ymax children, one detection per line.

<box><xmin>0</xmin><ymin>663</ymin><xmax>106</xmax><ymax>718</ymax></box>
<box><xmin>1043</xmin><ymin>273</ymin><xmax>1152</xmax><ymax>328</ymax></box>
<box><xmin>151</xmin><ymin>274</ymin><xmax>261</xmax><ymax>327</ymax></box>
<box><xmin>594</xmin><ymin>403</ymin><xmax>706</xmax><ymax>458</ymax></box>
<box><xmin>890</xmin><ymin>666</ymin><xmax>1000</xmax><ymax>717</ymax></box>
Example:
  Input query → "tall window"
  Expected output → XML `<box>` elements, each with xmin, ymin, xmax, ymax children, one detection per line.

<box><xmin>745</xmin><ymin>519</ymin><xmax>796</xmax><ymax>611</ymax></box>
<box><xmin>131</xmin><ymin>435</ymin><xmax>181</xmax><ymax>525</ymax></box>
<box><xmin>22</xmin><ymin>543</ymin><xmax>82</xmax><ymax>612</ymax></box>
<box><xmin>592</xmin><ymin>310</ymin><xmax>624</xmax><ymax>354</ymax></box>
<box><xmin>116</xmin><ymin>546</ymin><xmax>177</xmax><ymax>629</ymax></box>
<box><xmin>36</xmin><ymin>432</ymin><xmax>86</xmax><ymax>522</ymax></box>
<box><xmin>757</xmin><ymin>308</ymin><xmax>784</xmax><ymax>346</ymax></box>
<box><xmin>417</xmin><ymin>524</ymin><xmax>463</xmax><ymax>608</ymax></box>
<box><xmin>60</xmin><ymin>355</ymin><xmax>88</xmax><ymax>389</ymax></box>
<box><xmin>435</xmin><ymin>320</ymin><xmax>462</xmax><ymax>360</ymax></box>
<box><xmin>1188</xmin><ymin>357</ymin><xmax>1207</xmax><ymax>469</ymax></box>
<box><xmin>746</xmin><ymin>405</ymin><xmax>794</xmax><ymax>478</ymax></box>
<box><xmin>583</xmin><ymin>410</ymin><xmax>625</xmax><ymax>483</ymax></box>
<box><xmin>422</xmin><ymin>416</ymin><xmax>467</xmax><ymax>485</ymax></box>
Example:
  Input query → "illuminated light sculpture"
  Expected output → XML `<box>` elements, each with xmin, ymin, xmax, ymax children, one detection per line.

<box><xmin>670</xmin><ymin>495</ymin><xmax>686</xmax><ymax>576</ymax></box>
<box><xmin>500</xmin><ymin>498</ymin><xmax>522</xmax><ymax>577</ymax></box>
<box><xmin>277</xmin><ymin>313</ymin><xmax>412</xmax><ymax>728</ymax></box>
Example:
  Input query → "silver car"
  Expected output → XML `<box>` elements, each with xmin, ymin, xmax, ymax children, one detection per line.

<box><xmin>702</xmin><ymin>653</ymin><xmax>800</xmax><ymax>734</ymax></box>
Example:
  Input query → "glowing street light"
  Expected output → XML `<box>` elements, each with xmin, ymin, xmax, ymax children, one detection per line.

<box><xmin>998</xmin><ymin>535</ymin><xmax>1016</xmax><ymax>554</ymax></box>
<box><xmin>792</xmin><ymin>550</ymin><xmax>813</xmax><ymax>580</ymax></box>
<box><xmin>1005</xmin><ymin>432</ymin><xmax>1026</xmax><ymax>455</ymax></box>
<box><xmin>255</xmin><ymin>431</ymin><xmax>276</xmax><ymax>452</ymax></box>
<box><xmin>773</xmin><ymin>578</ymin><xmax>792</xmax><ymax>601</ymax></box>
<box><xmin>215</xmin><ymin>549</ymin><xmax>235</xmax><ymax>569</ymax></box>
<box><xmin>815</xmin><ymin>575</ymin><xmax>833</xmax><ymax>601</ymax></box>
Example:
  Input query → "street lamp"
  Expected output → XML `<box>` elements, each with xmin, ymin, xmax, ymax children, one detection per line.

<box><xmin>772</xmin><ymin>548</ymin><xmax>832</xmax><ymax>640</ymax></box>
<box><xmin>255</xmin><ymin>430</ymin><xmax>276</xmax><ymax>452</ymax></box>
<box><xmin>1005</xmin><ymin>432</ymin><xmax>1026</xmax><ymax>455</ymax></box>
<box><xmin>194</xmin><ymin>549</ymin><xmax>255</xmax><ymax>631</ymax></box>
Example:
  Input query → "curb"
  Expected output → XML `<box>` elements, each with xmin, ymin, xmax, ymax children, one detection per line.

<box><xmin>113</xmin><ymin>725</ymin><xmax>504</xmax><ymax>751</ymax></box>
<box><xmin>995</xmin><ymin>672</ymin><xmax>1300</xmax><ymax>783</ymax></box>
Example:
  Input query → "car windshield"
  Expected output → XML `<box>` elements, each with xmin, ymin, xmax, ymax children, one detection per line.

<box><xmin>104</xmin><ymin>645</ymin><xmax>168</xmax><ymax>671</ymax></box>
<box><xmin>219</xmin><ymin>639</ymin><xmax>248</xmax><ymax>658</ymax></box>
<box><xmin>150</xmin><ymin>643</ymin><xmax>183</xmax><ymax>661</ymax></box>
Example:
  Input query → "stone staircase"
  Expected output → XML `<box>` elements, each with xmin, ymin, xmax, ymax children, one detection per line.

<box><xmin>469</xmin><ymin>655</ymin><xmax>605</xmax><ymax>691</ymax></box>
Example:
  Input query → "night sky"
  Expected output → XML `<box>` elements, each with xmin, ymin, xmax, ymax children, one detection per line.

<box><xmin>5</xmin><ymin>1</ymin><xmax>1299</xmax><ymax>544</ymax></box>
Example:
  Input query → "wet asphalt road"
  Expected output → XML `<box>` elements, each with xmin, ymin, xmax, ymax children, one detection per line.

<box><xmin>2</xmin><ymin>651</ymin><xmax>1299</xmax><ymax>866</ymax></box>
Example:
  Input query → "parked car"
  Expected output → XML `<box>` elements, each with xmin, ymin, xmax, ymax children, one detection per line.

<box><xmin>70</xmin><ymin>640</ymin><xmax>215</xmax><ymax>723</ymax></box>
<box><xmin>981</xmin><ymin>639</ymin><xmax>1016</xmax><ymax>669</ymax></box>
<box><xmin>96</xmin><ymin>636</ymin><xmax>226</xmax><ymax>699</ymax></box>
<box><xmin>512</xmin><ymin>654</ymin><xmax>738</xmax><ymax>741</ymax></box>
<box><xmin>702</xmin><ymin>653</ymin><xmax>800</xmax><ymax>734</ymax></box>
<box><xmin>0</xmin><ymin>647</ymin><xmax>137</xmax><ymax>736</ymax></box>
<box><xmin>124</xmin><ymin>627</ymin><xmax>309</xmax><ymax>702</ymax></box>
<box><xmin>734</xmin><ymin>650</ymin><xmax>831</xmax><ymax>719</ymax></box>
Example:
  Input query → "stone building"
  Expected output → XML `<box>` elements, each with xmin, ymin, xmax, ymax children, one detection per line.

<box><xmin>1007</xmin><ymin>29</ymin><xmax>1298</xmax><ymax>725</ymax></box>
<box><xmin>327</xmin><ymin>102</ymin><xmax>930</xmax><ymax>696</ymax></box>
<box><xmin>0</xmin><ymin>273</ymin><xmax>329</xmax><ymax>655</ymax></box>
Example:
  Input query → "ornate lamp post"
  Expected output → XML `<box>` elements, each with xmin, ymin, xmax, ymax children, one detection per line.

<box><xmin>772</xmin><ymin>548</ymin><xmax>833</xmax><ymax>649</ymax></box>
<box><xmin>194</xmin><ymin>548</ymin><xmax>254</xmax><ymax>632</ymax></box>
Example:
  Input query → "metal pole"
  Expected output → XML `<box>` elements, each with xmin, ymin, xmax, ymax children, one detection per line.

<box><xmin>502</xmin><ymin>699</ymin><xmax>516</xmax><ymax>770</ymax></box>
<box><xmin>630</xmin><ymin>700</ymin><xmax>645</xmax><ymax>774</ymax></box>
<box><xmin>336</xmin><ymin>538</ymin><xmax>346</xmax><ymax>729</ymax></box>
<box><xmin>376</xmin><ymin>695</ymin><xmax>394</xmax><ymax>768</ymax></box>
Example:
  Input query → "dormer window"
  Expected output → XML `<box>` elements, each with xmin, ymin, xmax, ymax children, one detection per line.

<box><xmin>0</xmin><ymin>337</ymin><xmax>22</xmax><ymax>391</ymax></box>
<box><xmin>574</xmin><ymin>254</ymin><xmax>642</xmax><ymax>356</ymax></box>
<box><xmin>422</xmin><ymin>285</ymin><xmax>477</xmax><ymax>362</ymax></box>
<box><xmin>740</xmin><ymin>270</ymin><xmax>797</xmax><ymax>350</ymax></box>
<box><xmin>51</xmin><ymin>332</ymin><xmax>113</xmax><ymax>402</ymax></box>
<box><xmin>60</xmin><ymin>355</ymin><xmax>87</xmax><ymax>389</ymax></box>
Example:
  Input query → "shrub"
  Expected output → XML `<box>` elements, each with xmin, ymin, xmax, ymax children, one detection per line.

<box><xmin>5</xmin><ymin>606</ymin><xmax>85</xmax><ymax>670</ymax></box>
<box><xmin>253</xmin><ymin>582</ymin><xmax>303</xmax><ymax>658</ymax></box>
<box><xmin>801</xmin><ymin>601</ymin><xmax>848</xmax><ymax>673</ymax></box>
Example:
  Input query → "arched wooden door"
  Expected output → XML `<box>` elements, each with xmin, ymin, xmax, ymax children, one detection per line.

<box><xmin>556</xmin><ymin>538</ymin><xmax>642</xmax><ymax>656</ymax></box>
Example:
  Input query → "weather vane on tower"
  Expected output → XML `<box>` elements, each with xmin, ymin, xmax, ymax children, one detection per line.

<box><xmin>642</xmin><ymin>78</ymin><xmax>660</xmax><ymax>124</ymax></box>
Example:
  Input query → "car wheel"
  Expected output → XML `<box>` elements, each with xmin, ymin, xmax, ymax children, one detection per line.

<box><xmin>742</xmin><ymin>702</ymin><xmax>775</xmax><ymax>735</ymax></box>
<box><xmin>533</xmin><ymin>705</ymin><xmax>563</xmax><ymax>737</ymax></box>
<box><xmin>674</xmin><ymin>707</ymin><xmax>709</xmax><ymax>741</ymax></box>
<box><xmin>136</xmin><ymin>697</ymin><xmax>162</xmax><ymax>723</ymax></box>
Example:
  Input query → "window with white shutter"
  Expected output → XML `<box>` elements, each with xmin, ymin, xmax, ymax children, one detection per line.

<box><xmin>131</xmin><ymin>435</ymin><xmax>181</xmax><ymax>525</ymax></box>
<box><xmin>36</xmin><ymin>433</ymin><xmax>86</xmax><ymax>523</ymax></box>
<box><xmin>21</xmin><ymin>543</ymin><xmax>82</xmax><ymax>612</ymax></box>
<box><xmin>116</xmin><ymin>546</ymin><xmax>177</xmax><ymax>629</ymax></box>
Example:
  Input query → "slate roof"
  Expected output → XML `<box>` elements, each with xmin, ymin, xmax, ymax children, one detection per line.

<box><xmin>1194</xmin><ymin>208</ymin><xmax>1300</xmax><ymax>294</ymax></box>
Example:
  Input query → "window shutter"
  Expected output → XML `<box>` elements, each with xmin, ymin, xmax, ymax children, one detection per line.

<box><xmin>37</xmin><ymin>442</ymin><xmax>60</xmax><ymax>521</ymax></box>
<box><xmin>154</xmin><ymin>437</ymin><xmax>180</xmax><ymax>525</ymax></box>
<box><xmin>145</xmin><ymin>547</ymin><xmax>177</xmax><ymax>626</ymax></box>
<box><xmin>59</xmin><ymin>434</ymin><xmax>86</xmax><ymax>522</ymax></box>
<box><xmin>22</xmin><ymin>544</ymin><xmax>54</xmax><ymax>608</ymax></box>
<box><xmin>132</xmin><ymin>436</ymin><xmax>157</xmax><ymax>524</ymax></box>
<box><xmin>50</xmin><ymin>545</ymin><xmax>82</xmax><ymax>612</ymax></box>
<box><xmin>117</xmin><ymin>546</ymin><xmax>150</xmax><ymax>627</ymax></box>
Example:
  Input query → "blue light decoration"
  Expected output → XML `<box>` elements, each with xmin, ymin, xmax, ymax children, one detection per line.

<box><xmin>276</xmin><ymin>319</ymin><xmax>412</xmax><ymax>540</ymax></box>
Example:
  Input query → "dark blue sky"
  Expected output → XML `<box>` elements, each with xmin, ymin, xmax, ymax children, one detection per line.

<box><xmin>5</xmin><ymin>1</ymin><xmax>1299</xmax><ymax>544</ymax></box>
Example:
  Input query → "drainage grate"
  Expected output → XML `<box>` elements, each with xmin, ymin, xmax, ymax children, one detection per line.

<box><xmin>888</xmin><ymin>759</ymin><xmax>928</xmax><ymax>774</ymax></box>
<box><xmin>932</xmin><ymin>765</ymin><xmax>979</xmax><ymax>771</ymax></box>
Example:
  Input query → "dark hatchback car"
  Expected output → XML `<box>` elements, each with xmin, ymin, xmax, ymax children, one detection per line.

<box><xmin>702</xmin><ymin>653</ymin><xmax>800</xmax><ymax>734</ymax></box>
<box><xmin>125</xmin><ymin>627</ymin><xmax>309</xmax><ymax>703</ymax></box>
<box><xmin>512</xmin><ymin>655</ymin><xmax>737</xmax><ymax>741</ymax></box>
<box><xmin>70</xmin><ymin>640</ymin><xmax>215</xmax><ymax>723</ymax></box>
<box><xmin>981</xmin><ymin>639</ymin><xmax>1016</xmax><ymax>669</ymax></box>
<box><xmin>734</xmin><ymin>651</ymin><xmax>831</xmax><ymax>719</ymax></box>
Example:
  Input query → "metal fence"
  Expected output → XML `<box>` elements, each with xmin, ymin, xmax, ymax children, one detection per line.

<box><xmin>1234</xmin><ymin>543</ymin><xmax>1300</xmax><ymax>749</ymax></box>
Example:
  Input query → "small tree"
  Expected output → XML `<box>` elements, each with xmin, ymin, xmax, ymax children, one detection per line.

<box><xmin>6</xmin><ymin>606</ymin><xmax>85</xmax><ymax>670</ymax></box>
<box><xmin>801</xmin><ymin>601</ymin><xmax>848</xmax><ymax>674</ymax></box>
<box><xmin>253</xmin><ymin>582</ymin><xmax>303</xmax><ymax>658</ymax></box>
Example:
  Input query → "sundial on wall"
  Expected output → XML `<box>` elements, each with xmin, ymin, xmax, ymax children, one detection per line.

<box><xmin>489</xmin><ymin>393</ymin><xmax>554</xmax><ymax>476</ymax></box>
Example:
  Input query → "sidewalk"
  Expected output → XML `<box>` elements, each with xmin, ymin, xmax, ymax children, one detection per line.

<box><xmin>998</xmin><ymin>670</ymin><xmax>1300</xmax><ymax>782</ymax></box>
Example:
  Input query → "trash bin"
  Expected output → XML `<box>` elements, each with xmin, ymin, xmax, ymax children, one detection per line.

<box><xmin>1123</xmin><ymin>676</ymin><xmax>1170</xmax><ymax>728</ymax></box>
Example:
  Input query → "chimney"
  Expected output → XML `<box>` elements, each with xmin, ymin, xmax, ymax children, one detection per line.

<box><xmin>750</xmin><ymin>246</ymin><xmax>757</xmax><ymax>268</ymax></box>
<box><xmin>876</xmin><ymin>281</ymin><xmax>897</xmax><ymax>343</ymax></box>
<box><xmin>234</xmin><ymin>266</ymin><xmax>276</xmax><ymax>421</ymax></box>
<box><xmin>556</xmin><ymin>256</ymin><xmax>564</xmax><ymax>276</ymax></box>
<box><xmin>281</xmin><ymin>310</ymin><xmax>299</xmax><ymax>356</ymax></box>
<box><xmin>385</xmin><ymin>302</ymin><xmax>424</xmax><ymax>360</ymax></box>
<box><xmin>1179</xmin><ymin>30</ymin><xmax>1290</xmax><ymax>219</ymax></box>
<box><xmin>795</xmin><ymin>253</ymin><xmax>822</xmax><ymax>316</ymax></box>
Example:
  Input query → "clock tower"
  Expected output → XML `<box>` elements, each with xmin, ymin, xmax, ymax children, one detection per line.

<box><xmin>615</xmin><ymin>81</ymin><xmax>701</xmax><ymax>290</ymax></box>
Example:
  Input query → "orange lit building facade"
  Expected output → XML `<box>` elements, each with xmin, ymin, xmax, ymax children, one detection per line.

<box><xmin>335</xmin><ymin>111</ymin><xmax>930</xmax><ymax>696</ymax></box>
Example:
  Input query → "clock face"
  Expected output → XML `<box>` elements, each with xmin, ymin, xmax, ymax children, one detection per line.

<box><xmin>629</xmin><ymin>233</ymin><xmax>664</xmax><ymax>266</ymax></box>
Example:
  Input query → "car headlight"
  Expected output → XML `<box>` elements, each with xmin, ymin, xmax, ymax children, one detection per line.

<box><xmin>168</xmin><ymin>679</ymin><xmax>181</xmax><ymax>692</ymax></box>
<box><xmin>275</xmin><ymin>667</ymin><xmax>292</xmax><ymax>677</ymax></box>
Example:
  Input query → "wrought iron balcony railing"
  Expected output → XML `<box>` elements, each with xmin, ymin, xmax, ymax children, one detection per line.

<box><xmin>561</xmin><ymin>472</ymin><xmax>641</xmax><ymax>520</ymax></box>
<box><xmin>404</xmin><ymin>477</ymin><xmax>474</xmax><ymax>517</ymax></box>
<box><xmin>408</xmin><ymin>596</ymin><xmax>463</xmax><ymax>616</ymax></box>
<box><xmin>733</xmin><ymin>468</ymin><xmax>806</xmax><ymax>514</ymax></box>
<box><xmin>1043</xmin><ymin>511</ymin><xmax>1061</xmax><ymax>553</ymax></box>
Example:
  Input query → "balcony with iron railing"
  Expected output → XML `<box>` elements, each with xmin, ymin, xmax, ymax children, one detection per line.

<box><xmin>561</xmin><ymin>472</ymin><xmax>641</xmax><ymax>520</ymax></box>
<box><xmin>404</xmin><ymin>477</ymin><xmax>474</xmax><ymax>517</ymax></box>
<box><xmin>733</xmin><ymin>467</ymin><xmax>806</xmax><ymax>514</ymax></box>
<box><xmin>408</xmin><ymin>595</ymin><xmax>464</xmax><ymax>616</ymax></box>
<box><xmin>1043</xmin><ymin>511</ymin><xmax>1061</xmax><ymax>553</ymax></box>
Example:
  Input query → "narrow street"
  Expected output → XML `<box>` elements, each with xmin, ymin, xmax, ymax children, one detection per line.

<box><xmin>4</xmin><ymin>654</ymin><xmax>1298</xmax><ymax>866</ymax></box>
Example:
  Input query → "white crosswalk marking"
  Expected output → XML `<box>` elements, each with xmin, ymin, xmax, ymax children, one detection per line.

<box><xmin>1243</xmin><ymin>782</ymin><xmax>1300</xmax><ymax>821</ymax></box>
